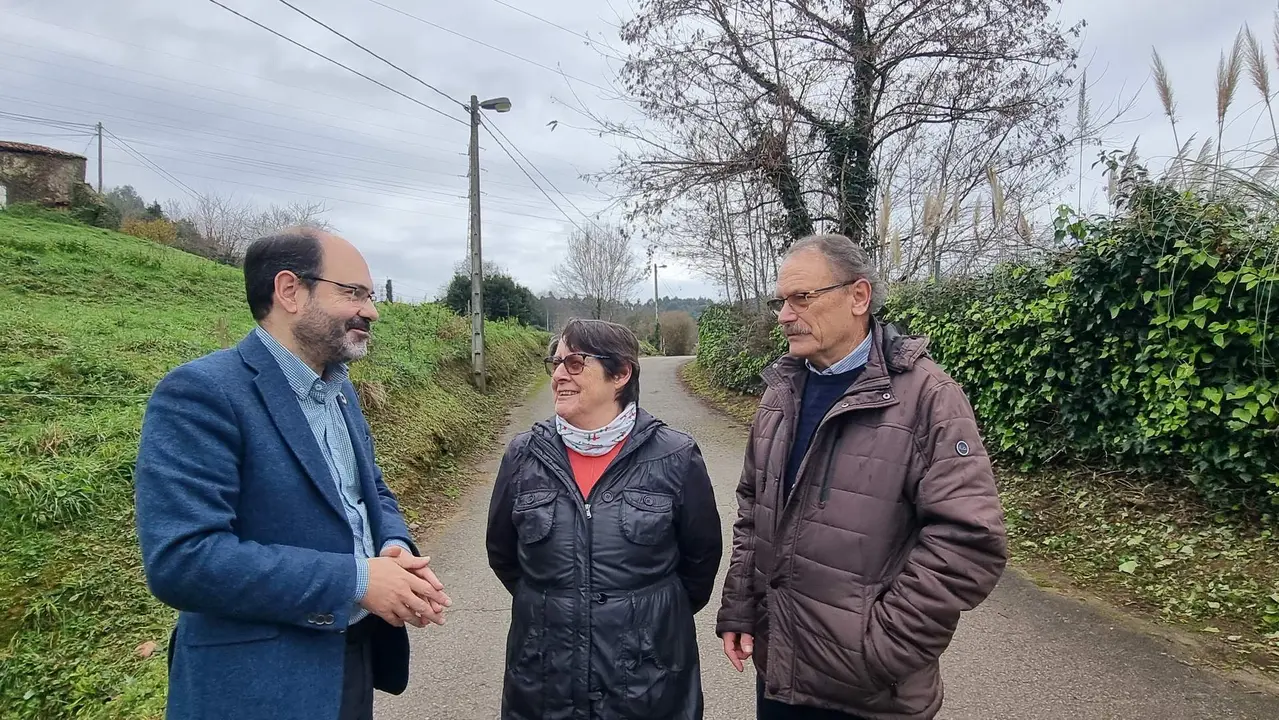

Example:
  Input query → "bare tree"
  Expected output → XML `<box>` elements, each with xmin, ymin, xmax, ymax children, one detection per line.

<box><xmin>570</xmin><ymin>0</ymin><xmax>1125</xmax><ymax>290</ymax></box>
<box><xmin>167</xmin><ymin>192</ymin><xmax>333</xmax><ymax>263</ymax></box>
<box><xmin>552</xmin><ymin>224</ymin><xmax>648</xmax><ymax>319</ymax></box>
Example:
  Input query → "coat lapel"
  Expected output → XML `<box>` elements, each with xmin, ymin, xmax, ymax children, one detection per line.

<box><xmin>238</xmin><ymin>333</ymin><xmax>348</xmax><ymax>522</ymax></box>
<box><xmin>338</xmin><ymin>387</ymin><xmax>384</xmax><ymax>544</ymax></box>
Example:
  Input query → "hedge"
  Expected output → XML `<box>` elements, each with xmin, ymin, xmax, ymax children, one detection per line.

<box><xmin>697</xmin><ymin>182</ymin><xmax>1279</xmax><ymax>510</ymax></box>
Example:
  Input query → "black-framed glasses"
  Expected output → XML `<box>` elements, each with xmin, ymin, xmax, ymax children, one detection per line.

<box><xmin>299</xmin><ymin>275</ymin><xmax>377</xmax><ymax>304</ymax></box>
<box><xmin>766</xmin><ymin>280</ymin><xmax>857</xmax><ymax>316</ymax></box>
<box><xmin>544</xmin><ymin>352</ymin><xmax>610</xmax><ymax>376</ymax></box>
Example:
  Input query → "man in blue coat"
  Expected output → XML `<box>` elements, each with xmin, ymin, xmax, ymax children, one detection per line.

<box><xmin>135</xmin><ymin>227</ymin><xmax>451</xmax><ymax>720</ymax></box>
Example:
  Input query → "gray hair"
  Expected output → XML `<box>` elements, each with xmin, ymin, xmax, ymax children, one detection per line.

<box><xmin>784</xmin><ymin>233</ymin><xmax>887</xmax><ymax>313</ymax></box>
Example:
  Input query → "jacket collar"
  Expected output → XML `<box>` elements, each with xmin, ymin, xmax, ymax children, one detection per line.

<box><xmin>762</xmin><ymin>317</ymin><xmax>930</xmax><ymax>398</ymax></box>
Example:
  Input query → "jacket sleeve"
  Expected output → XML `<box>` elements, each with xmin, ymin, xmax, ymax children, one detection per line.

<box><xmin>485</xmin><ymin>438</ymin><xmax>524</xmax><ymax>595</ymax></box>
<box><xmin>715</xmin><ymin>414</ymin><xmax>761</xmax><ymax>636</ymax></box>
<box><xmin>675</xmin><ymin>442</ymin><xmax>722</xmax><ymax>613</ymax></box>
<box><xmin>863</xmin><ymin>378</ymin><xmax>1008</xmax><ymax>686</ymax></box>
<box><xmin>134</xmin><ymin>363</ymin><xmax>360</xmax><ymax>630</ymax></box>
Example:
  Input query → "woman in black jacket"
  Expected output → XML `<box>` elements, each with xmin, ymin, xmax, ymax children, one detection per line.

<box><xmin>486</xmin><ymin>318</ymin><xmax>723</xmax><ymax>720</ymax></box>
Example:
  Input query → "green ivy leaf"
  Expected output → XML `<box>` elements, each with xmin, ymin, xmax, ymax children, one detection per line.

<box><xmin>1118</xmin><ymin>560</ymin><xmax>1138</xmax><ymax>574</ymax></box>
<box><xmin>1213</xmin><ymin>333</ymin><xmax>1227</xmax><ymax>348</ymax></box>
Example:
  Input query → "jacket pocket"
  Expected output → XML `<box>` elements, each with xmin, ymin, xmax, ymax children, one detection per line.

<box><xmin>619</xmin><ymin>489</ymin><xmax>674</xmax><ymax>546</ymax></box>
<box><xmin>512</xmin><ymin>489</ymin><xmax>557</xmax><ymax>544</ymax></box>
<box><xmin>182</xmin><ymin>616</ymin><xmax>281</xmax><ymax>647</ymax></box>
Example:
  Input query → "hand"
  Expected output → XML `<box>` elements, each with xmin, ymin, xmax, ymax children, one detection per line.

<box><xmin>381</xmin><ymin>545</ymin><xmax>450</xmax><ymax>616</ymax></box>
<box><xmin>722</xmin><ymin>632</ymin><xmax>754</xmax><ymax>672</ymax></box>
<box><xmin>361</xmin><ymin>556</ymin><xmax>450</xmax><ymax>628</ymax></box>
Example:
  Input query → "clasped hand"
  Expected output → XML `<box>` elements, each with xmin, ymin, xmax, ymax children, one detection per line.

<box><xmin>360</xmin><ymin>545</ymin><xmax>452</xmax><ymax>628</ymax></box>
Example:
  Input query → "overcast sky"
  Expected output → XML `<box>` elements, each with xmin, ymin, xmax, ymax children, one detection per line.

<box><xmin>2</xmin><ymin>0</ymin><xmax>1276</xmax><ymax>302</ymax></box>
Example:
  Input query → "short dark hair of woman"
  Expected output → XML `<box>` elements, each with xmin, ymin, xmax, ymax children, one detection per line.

<box><xmin>552</xmin><ymin>318</ymin><xmax>641</xmax><ymax>408</ymax></box>
<box><xmin>243</xmin><ymin>230</ymin><xmax>324</xmax><ymax>321</ymax></box>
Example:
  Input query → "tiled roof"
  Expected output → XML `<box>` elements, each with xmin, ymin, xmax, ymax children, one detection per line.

<box><xmin>0</xmin><ymin>141</ymin><xmax>87</xmax><ymax>160</ymax></box>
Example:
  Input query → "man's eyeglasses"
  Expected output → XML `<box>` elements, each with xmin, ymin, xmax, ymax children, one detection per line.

<box><xmin>766</xmin><ymin>280</ymin><xmax>856</xmax><ymax>316</ymax></box>
<box><xmin>299</xmin><ymin>275</ymin><xmax>376</xmax><ymax>304</ymax></box>
<box><xmin>544</xmin><ymin>352</ymin><xmax>610</xmax><ymax>376</ymax></box>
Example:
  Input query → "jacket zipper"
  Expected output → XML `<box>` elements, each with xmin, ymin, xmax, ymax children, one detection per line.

<box><xmin>528</xmin><ymin>425</ymin><xmax>657</xmax><ymax>713</ymax></box>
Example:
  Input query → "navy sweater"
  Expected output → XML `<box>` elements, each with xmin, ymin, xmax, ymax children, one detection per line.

<box><xmin>783</xmin><ymin>367</ymin><xmax>866</xmax><ymax>501</ymax></box>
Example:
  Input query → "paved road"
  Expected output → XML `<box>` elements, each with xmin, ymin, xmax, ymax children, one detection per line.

<box><xmin>377</xmin><ymin>356</ymin><xmax>1279</xmax><ymax>720</ymax></box>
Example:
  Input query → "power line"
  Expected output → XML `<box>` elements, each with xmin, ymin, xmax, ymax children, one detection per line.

<box><xmin>0</xmin><ymin>46</ymin><xmax>468</xmax><ymax>157</ymax></box>
<box><xmin>202</xmin><ymin>0</ymin><xmax>466</xmax><ymax>126</ymax></box>
<box><xmin>103</xmin><ymin>129</ymin><xmax>200</xmax><ymax>200</ymax></box>
<box><xmin>487</xmin><ymin>0</ymin><xmax>623</xmax><ymax>61</ymax></box>
<box><xmin>481</xmin><ymin>124</ymin><xmax>586</xmax><ymax>235</ymax></box>
<box><xmin>483</xmin><ymin>116</ymin><xmax>602</xmax><ymax>231</ymax></box>
<box><xmin>365</xmin><ymin>0</ymin><xmax>613</xmax><ymax>94</ymax></box>
<box><xmin>271</xmin><ymin>0</ymin><xmax>464</xmax><ymax>109</ymax></box>
<box><xmin>5</xmin><ymin>12</ymin><xmax>457</xmax><ymax>126</ymax></box>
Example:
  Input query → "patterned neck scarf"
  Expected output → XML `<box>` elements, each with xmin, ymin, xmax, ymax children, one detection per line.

<box><xmin>556</xmin><ymin>402</ymin><xmax>638</xmax><ymax>456</ymax></box>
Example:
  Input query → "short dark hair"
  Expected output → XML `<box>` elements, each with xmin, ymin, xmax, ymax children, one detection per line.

<box><xmin>243</xmin><ymin>230</ymin><xmax>324</xmax><ymax>321</ymax></box>
<box><xmin>552</xmin><ymin>318</ymin><xmax>641</xmax><ymax>407</ymax></box>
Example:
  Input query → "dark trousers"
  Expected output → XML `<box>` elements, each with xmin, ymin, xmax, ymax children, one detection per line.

<box><xmin>339</xmin><ymin>619</ymin><xmax>376</xmax><ymax>720</ymax></box>
<box><xmin>757</xmin><ymin>676</ymin><xmax>866</xmax><ymax>720</ymax></box>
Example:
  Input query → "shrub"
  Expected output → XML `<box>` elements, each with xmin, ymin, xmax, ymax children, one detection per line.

<box><xmin>658</xmin><ymin>310</ymin><xmax>697</xmax><ymax>355</ymax></box>
<box><xmin>884</xmin><ymin>183</ymin><xmax>1279</xmax><ymax>510</ymax></box>
<box><xmin>695</xmin><ymin>305</ymin><xmax>785</xmax><ymax>394</ymax></box>
<box><xmin>121</xmin><ymin>218</ymin><xmax>178</xmax><ymax>246</ymax></box>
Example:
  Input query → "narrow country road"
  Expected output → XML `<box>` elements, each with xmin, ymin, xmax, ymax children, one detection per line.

<box><xmin>376</xmin><ymin>356</ymin><xmax>1279</xmax><ymax>720</ymax></box>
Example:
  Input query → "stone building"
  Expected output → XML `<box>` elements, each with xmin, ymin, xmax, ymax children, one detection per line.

<box><xmin>0</xmin><ymin>141</ymin><xmax>89</xmax><ymax>208</ymax></box>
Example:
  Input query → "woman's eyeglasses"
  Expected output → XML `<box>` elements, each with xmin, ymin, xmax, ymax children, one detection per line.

<box><xmin>544</xmin><ymin>352</ymin><xmax>610</xmax><ymax>376</ymax></box>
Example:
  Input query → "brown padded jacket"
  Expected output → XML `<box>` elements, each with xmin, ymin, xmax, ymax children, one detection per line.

<box><xmin>715</xmin><ymin>320</ymin><xmax>1007</xmax><ymax>719</ymax></box>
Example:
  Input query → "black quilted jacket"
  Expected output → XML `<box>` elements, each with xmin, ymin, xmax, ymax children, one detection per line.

<box><xmin>486</xmin><ymin>408</ymin><xmax>722</xmax><ymax>720</ymax></box>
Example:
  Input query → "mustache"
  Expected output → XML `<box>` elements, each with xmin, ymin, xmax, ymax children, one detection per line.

<box><xmin>782</xmin><ymin>322</ymin><xmax>810</xmax><ymax>336</ymax></box>
<box><xmin>346</xmin><ymin>317</ymin><xmax>371</xmax><ymax>333</ymax></box>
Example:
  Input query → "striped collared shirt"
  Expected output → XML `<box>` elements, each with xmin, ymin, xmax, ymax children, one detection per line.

<box><xmin>255</xmin><ymin>326</ymin><xmax>396</xmax><ymax>624</ymax></box>
<box><xmin>806</xmin><ymin>332</ymin><xmax>873</xmax><ymax>375</ymax></box>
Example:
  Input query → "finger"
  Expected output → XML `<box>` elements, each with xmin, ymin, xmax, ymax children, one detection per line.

<box><xmin>380</xmin><ymin>545</ymin><xmax>404</xmax><ymax>558</ymax></box>
<box><xmin>413</xmin><ymin>565</ymin><xmax>445</xmax><ymax>591</ymax></box>
<box><xmin>407</xmin><ymin>576</ymin><xmax>452</xmax><ymax>607</ymax></box>
<box><xmin>394</xmin><ymin>554</ymin><xmax>432</xmax><ymax>571</ymax></box>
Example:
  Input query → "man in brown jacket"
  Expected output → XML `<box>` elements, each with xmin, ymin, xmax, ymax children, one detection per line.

<box><xmin>717</xmin><ymin>234</ymin><xmax>1008</xmax><ymax>720</ymax></box>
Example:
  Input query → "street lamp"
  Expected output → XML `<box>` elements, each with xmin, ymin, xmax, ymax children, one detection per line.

<box><xmin>468</xmin><ymin>95</ymin><xmax>511</xmax><ymax>393</ymax></box>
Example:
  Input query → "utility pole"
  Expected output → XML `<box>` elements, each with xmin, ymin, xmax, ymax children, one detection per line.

<box><xmin>385</xmin><ymin>278</ymin><xmax>394</xmax><ymax>304</ymax></box>
<box><xmin>96</xmin><ymin>122</ymin><xmax>103</xmax><ymax>193</ymax></box>
<box><xmin>652</xmin><ymin>260</ymin><xmax>666</xmax><ymax>354</ymax></box>
<box><xmin>467</xmin><ymin>95</ymin><xmax>487</xmax><ymax>393</ymax></box>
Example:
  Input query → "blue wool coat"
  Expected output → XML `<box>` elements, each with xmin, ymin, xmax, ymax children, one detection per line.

<box><xmin>134</xmin><ymin>331</ymin><xmax>418</xmax><ymax>720</ymax></box>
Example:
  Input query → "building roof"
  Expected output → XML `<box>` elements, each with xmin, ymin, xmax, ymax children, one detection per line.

<box><xmin>0</xmin><ymin>141</ymin><xmax>87</xmax><ymax>160</ymax></box>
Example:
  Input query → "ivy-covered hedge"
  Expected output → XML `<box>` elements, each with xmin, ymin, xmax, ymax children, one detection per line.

<box><xmin>697</xmin><ymin>183</ymin><xmax>1279</xmax><ymax>509</ymax></box>
<box><xmin>696</xmin><ymin>305</ymin><xmax>786</xmax><ymax>394</ymax></box>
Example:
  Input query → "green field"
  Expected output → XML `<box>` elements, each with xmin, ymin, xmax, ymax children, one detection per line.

<box><xmin>0</xmin><ymin>209</ymin><xmax>548</xmax><ymax>719</ymax></box>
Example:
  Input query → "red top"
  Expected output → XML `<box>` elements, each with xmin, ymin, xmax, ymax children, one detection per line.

<box><xmin>567</xmin><ymin>442</ymin><xmax>625</xmax><ymax>498</ymax></box>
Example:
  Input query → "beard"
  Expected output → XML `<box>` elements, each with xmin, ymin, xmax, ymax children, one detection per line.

<box><xmin>294</xmin><ymin>302</ymin><xmax>371</xmax><ymax>367</ymax></box>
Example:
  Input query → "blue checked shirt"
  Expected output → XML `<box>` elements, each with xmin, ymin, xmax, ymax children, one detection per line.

<box><xmin>806</xmin><ymin>332</ymin><xmax>873</xmax><ymax>375</ymax></box>
<box><xmin>255</xmin><ymin>327</ymin><xmax>409</xmax><ymax>624</ymax></box>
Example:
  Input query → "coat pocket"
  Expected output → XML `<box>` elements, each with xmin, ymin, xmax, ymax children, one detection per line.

<box><xmin>182</xmin><ymin>616</ymin><xmax>281</xmax><ymax>647</ymax></box>
<box><xmin>512</xmin><ymin>489</ymin><xmax>557</xmax><ymax>544</ymax></box>
<box><xmin>619</xmin><ymin>489</ymin><xmax>674</xmax><ymax>546</ymax></box>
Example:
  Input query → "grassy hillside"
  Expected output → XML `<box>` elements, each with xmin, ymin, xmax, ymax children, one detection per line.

<box><xmin>0</xmin><ymin>209</ymin><xmax>548</xmax><ymax>719</ymax></box>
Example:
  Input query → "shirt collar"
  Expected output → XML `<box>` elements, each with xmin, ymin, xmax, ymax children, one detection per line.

<box><xmin>806</xmin><ymin>333</ymin><xmax>873</xmax><ymax>376</ymax></box>
<box><xmin>254</xmin><ymin>326</ymin><xmax>349</xmax><ymax>402</ymax></box>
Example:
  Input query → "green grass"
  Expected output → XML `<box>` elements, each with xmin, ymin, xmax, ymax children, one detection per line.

<box><xmin>0</xmin><ymin>211</ymin><xmax>548</xmax><ymax>719</ymax></box>
<box><xmin>679</xmin><ymin>359</ymin><xmax>1279</xmax><ymax>678</ymax></box>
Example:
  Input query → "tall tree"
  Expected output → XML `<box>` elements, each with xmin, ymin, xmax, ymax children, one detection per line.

<box><xmin>552</xmin><ymin>225</ymin><xmax>648</xmax><ymax>319</ymax></box>
<box><xmin>601</xmin><ymin>0</ymin><xmax>1088</xmax><ymax>279</ymax></box>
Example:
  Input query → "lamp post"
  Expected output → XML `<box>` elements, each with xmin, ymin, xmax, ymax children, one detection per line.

<box><xmin>468</xmin><ymin>94</ymin><xmax>511</xmax><ymax>393</ymax></box>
